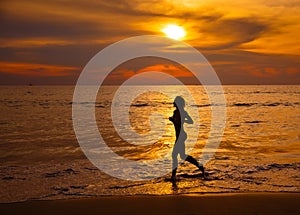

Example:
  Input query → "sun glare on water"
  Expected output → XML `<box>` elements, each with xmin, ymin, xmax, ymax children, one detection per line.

<box><xmin>162</xmin><ymin>24</ymin><xmax>186</xmax><ymax>40</ymax></box>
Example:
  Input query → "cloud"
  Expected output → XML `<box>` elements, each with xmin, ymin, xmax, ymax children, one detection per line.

<box><xmin>262</xmin><ymin>0</ymin><xmax>300</xmax><ymax>7</ymax></box>
<box><xmin>190</xmin><ymin>17</ymin><xmax>269</xmax><ymax>50</ymax></box>
<box><xmin>1</xmin><ymin>9</ymin><xmax>134</xmax><ymax>40</ymax></box>
<box><xmin>205</xmin><ymin>50</ymin><xmax>300</xmax><ymax>84</ymax></box>
<box><xmin>0</xmin><ymin>61</ymin><xmax>80</xmax><ymax>77</ymax></box>
<box><xmin>1</xmin><ymin>0</ymin><xmax>296</xmax><ymax>52</ymax></box>
<box><xmin>100</xmin><ymin>56</ymin><xmax>203</xmax><ymax>85</ymax></box>
<box><xmin>0</xmin><ymin>0</ymin><xmax>300</xmax><ymax>84</ymax></box>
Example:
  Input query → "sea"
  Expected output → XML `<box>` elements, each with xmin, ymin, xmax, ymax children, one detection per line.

<box><xmin>0</xmin><ymin>85</ymin><xmax>299</xmax><ymax>203</ymax></box>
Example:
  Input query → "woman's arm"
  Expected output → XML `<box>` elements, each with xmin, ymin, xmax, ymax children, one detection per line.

<box><xmin>184</xmin><ymin>111</ymin><xmax>193</xmax><ymax>124</ymax></box>
<box><xmin>169</xmin><ymin>110</ymin><xmax>175</xmax><ymax>122</ymax></box>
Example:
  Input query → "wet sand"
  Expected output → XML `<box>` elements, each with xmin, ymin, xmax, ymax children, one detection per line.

<box><xmin>1</xmin><ymin>193</ymin><xmax>299</xmax><ymax>215</ymax></box>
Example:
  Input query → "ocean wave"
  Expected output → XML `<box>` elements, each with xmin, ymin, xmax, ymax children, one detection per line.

<box><xmin>232</xmin><ymin>102</ymin><xmax>299</xmax><ymax>107</ymax></box>
<box><xmin>244</xmin><ymin>120</ymin><xmax>265</xmax><ymax>124</ymax></box>
<box><xmin>244</xmin><ymin>163</ymin><xmax>299</xmax><ymax>174</ymax></box>
<box><xmin>233</xmin><ymin>103</ymin><xmax>257</xmax><ymax>107</ymax></box>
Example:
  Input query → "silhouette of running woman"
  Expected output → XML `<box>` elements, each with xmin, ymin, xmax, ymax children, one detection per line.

<box><xmin>169</xmin><ymin>96</ymin><xmax>205</xmax><ymax>181</ymax></box>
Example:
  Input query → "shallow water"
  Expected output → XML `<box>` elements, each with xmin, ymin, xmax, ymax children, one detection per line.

<box><xmin>0</xmin><ymin>85</ymin><xmax>299</xmax><ymax>202</ymax></box>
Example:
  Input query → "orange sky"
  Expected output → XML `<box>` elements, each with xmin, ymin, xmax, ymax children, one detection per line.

<box><xmin>0</xmin><ymin>0</ymin><xmax>300</xmax><ymax>84</ymax></box>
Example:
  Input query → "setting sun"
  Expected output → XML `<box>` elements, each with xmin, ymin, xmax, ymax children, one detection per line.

<box><xmin>162</xmin><ymin>24</ymin><xmax>186</xmax><ymax>40</ymax></box>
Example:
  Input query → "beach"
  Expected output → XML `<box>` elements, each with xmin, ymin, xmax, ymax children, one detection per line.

<box><xmin>1</xmin><ymin>193</ymin><xmax>300</xmax><ymax>215</ymax></box>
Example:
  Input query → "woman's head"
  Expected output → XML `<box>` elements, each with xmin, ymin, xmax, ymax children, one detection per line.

<box><xmin>173</xmin><ymin>96</ymin><xmax>185</xmax><ymax>109</ymax></box>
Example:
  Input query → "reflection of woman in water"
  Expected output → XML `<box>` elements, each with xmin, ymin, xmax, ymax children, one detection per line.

<box><xmin>169</xmin><ymin>96</ymin><xmax>205</xmax><ymax>181</ymax></box>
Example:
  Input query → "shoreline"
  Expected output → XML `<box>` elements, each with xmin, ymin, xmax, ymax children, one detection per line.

<box><xmin>1</xmin><ymin>193</ymin><xmax>299</xmax><ymax>215</ymax></box>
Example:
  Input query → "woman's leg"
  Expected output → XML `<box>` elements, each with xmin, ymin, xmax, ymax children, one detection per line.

<box><xmin>185</xmin><ymin>155</ymin><xmax>205</xmax><ymax>174</ymax></box>
<box><xmin>182</xmin><ymin>155</ymin><xmax>204</xmax><ymax>174</ymax></box>
<box><xmin>171</xmin><ymin>142</ymin><xmax>179</xmax><ymax>180</ymax></box>
<box><xmin>177</xmin><ymin>142</ymin><xmax>205</xmax><ymax>174</ymax></box>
